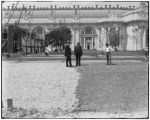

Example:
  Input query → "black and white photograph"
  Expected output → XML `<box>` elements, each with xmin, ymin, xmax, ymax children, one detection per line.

<box><xmin>1</xmin><ymin>1</ymin><xmax>149</xmax><ymax>118</ymax></box>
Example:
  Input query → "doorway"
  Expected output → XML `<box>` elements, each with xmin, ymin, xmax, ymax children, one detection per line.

<box><xmin>87</xmin><ymin>42</ymin><xmax>90</xmax><ymax>50</ymax></box>
<box><xmin>86</xmin><ymin>37</ymin><xmax>92</xmax><ymax>50</ymax></box>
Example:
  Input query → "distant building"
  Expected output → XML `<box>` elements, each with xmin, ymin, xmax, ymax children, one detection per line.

<box><xmin>2</xmin><ymin>2</ymin><xmax>148</xmax><ymax>53</ymax></box>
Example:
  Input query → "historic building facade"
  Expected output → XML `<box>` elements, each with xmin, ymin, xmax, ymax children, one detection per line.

<box><xmin>2</xmin><ymin>2</ymin><xmax>148</xmax><ymax>53</ymax></box>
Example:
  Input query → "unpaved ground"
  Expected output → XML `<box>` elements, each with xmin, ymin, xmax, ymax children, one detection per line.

<box><xmin>2</xmin><ymin>61</ymin><xmax>80</xmax><ymax>113</ymax></box>
<box><xmin>2</xmin><ymin>60</ymin><xmax>148</xmax><ymax>118</ymax></box>
<box><xmin>76</xmin><ymin>60</ymin><xmax>148</xmax><ymax>118</ymax></box>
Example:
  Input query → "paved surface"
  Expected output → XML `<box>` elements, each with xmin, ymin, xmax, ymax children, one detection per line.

<box><xmin>2</xmin><ymin>60</ymin><xmax>148</xmax><ymax>118</ymax></box>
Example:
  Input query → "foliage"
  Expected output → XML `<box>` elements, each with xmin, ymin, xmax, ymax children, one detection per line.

<box><xmin>109</xmin><ymin>29</ymin><xmax>119</xmax><ymax>47</ymax></box>
<box><xmin>45</xmin><ymin>26</ymin><xmax>71</xmax><ymax>48</ymax></box>
<box><xmin>9</xmin><ymin>24</ymin><xmax>28</xmax><ymax>38</ymax></box>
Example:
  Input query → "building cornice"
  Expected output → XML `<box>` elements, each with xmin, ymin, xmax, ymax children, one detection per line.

<box><xmin>3</xmin><ymin>4</ymin><xmax>135</xmax><ymax>11</ymax></box>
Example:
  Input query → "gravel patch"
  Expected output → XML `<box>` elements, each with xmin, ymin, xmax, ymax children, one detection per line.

<box><xmin>2</xmin><ymin>61</ymin><xmax>80</xmax><ymax>112</ymax></box>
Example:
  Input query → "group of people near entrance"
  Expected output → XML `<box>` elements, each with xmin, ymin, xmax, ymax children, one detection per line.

<box><xmin>65</xmin><ymin>42</ymin><xmax>82</xmax><ymax>67</ymax></box>
<box><xmin>64</xmin><ymin>42</ymin><xmax>112</xmax><ymax>67</ymax></box>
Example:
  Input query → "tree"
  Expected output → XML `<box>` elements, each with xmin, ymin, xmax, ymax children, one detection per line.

<box><xmin>128</xmin><ymin>26</ymin><xmax>144</xmax><ymax>51</ymax></box>
<box><xmin>45</xmin><ymin>26</ymin><xmax>71</xmax><ymax>50</ymax></box>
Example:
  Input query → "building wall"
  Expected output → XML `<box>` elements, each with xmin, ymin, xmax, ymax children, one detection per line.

<box><xmin>17</xmin><ymin>20</ymin><xmax>148</xmax><ymax>52</ymax></box>
<box><xmin>3</xmin><ymin>6</ymin><xmax>148</xmax><ymax>52</ymax></box>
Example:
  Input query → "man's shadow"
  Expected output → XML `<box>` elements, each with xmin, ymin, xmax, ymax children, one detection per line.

<box><xmin>71</xmin><ymin>64</ymin><xmax>87</xmax><ymax>67</ymax></box>
<box><xmin>109</xmin><ymin>63</ymin><xmax>117</xmax><ymax>65</ymax></box>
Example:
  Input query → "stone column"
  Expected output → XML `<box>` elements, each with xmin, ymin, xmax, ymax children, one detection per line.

<box><xmin>105</xmin><ymin>27</ymin><xmax>110</xmax><ymax>44</ymax></box>
<box><xmin>84</xmin><ymin>37</ymin><xmax>85</xmax><ymax>49</ymax></box>
<box><xmin>117</xmin><ymin>27</ymin><xmax>122</xmax><ymax>50</ymax></box>
<box><xmin>71</xmin><ymin>28</ymin><xmax>75</xmax><ymax>50</ymax></box>
<box><xmin>107</xmin><ymin>27</ymin><xmax>111</xmax><ymax>44</ymax></box>
<box><xmin>43</xmin><ymin>29</ymin><xmax>45</xmax><ymax>40</ymax></box>
<box><xmin>120</xmin><ymin>26</ymin><xmax>127</xmax><ymax>51</ymax></box>
<box><xmin>74</xmin><ymin>27</ymin><xmax>80</xmax><ymax>45</ymax></box>
<box><xmin>101</xmin><ymin>27</ymin><xmax>107</xmax><ymax>51</ymax></box>
<box><xmin>71</xmin><ymin>26</ymin><xmax>80</xmax><ymax>50</ymax></box>
<box><xmin>142</xmin><ymin>28</ymin><xmax>146</xmax><ymax>49</ymax></box>
<box><xmin>97</xmin><ymin>28</ymin><xmax>101</xmax><ymax>50</ymax></box>
<box><xmin>92</xmin><ymin>37</ymin><xmax>93</xmax><ymax>49</ymax></box>
<box><xmin>94</xmin><ymin>37</ymin><xmax>96</xmax><ymax>49</ymax></box>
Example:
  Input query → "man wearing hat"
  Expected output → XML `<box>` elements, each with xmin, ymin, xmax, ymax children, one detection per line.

<box><xmin>74</xmin><ymin>42</ymin><xmax>83</xmax><ymax>66</ymax></box>
<box><xmin>64</xmin><ymin>41</ymin><xmax>72</xmax><ymax>67</ymax></box>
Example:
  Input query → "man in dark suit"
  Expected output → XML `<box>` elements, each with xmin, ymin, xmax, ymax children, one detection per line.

<box><xmin>74</xmin><ymin>42</ymin><xmax>82</xmax><ymax>66</ymax></box>
<box><xmin>64</xmin><ymin>42</ymin><xmax>72</xmax><ymax>67</ymax></box>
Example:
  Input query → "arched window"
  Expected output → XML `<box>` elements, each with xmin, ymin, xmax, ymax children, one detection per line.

<box><xmin>85</xmin><ymin>28</ymin><xmax>92</xmax><ymax>34</ymax></box>
<box><xmin>33</xmin><ymin>27</ymin><xmax>44</xmax><ymax>34</ymax></box>
<box><xmin>32</xmin><ymin>27</ymin><xmax>45</xmax><ymax>40</ymax></box>
<box><xmin>81</xmin><ymin>26</ymin><xmax>96</xmax><ymax>35</ymax></box>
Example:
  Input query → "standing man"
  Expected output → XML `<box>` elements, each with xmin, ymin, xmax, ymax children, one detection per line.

<box><xmin>105</xmin><ymin>43</ymin><xmax>112</xmax><ymax>65</ymax></box>
<box><xmin>74</xmin><ymin>42</ymin><xmax>83</xmax><ymax>66</ymax></box>
<box><xmin>64</xmin><ymin>42</ymin><xmax>72</xmax><ymax>67</ymax></box>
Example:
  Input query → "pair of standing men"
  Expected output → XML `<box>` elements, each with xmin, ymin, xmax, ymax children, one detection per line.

<box><xmin>64</xmin><ymin>42</ymin><xmax>82</xmax><ymax>67</ymax></box>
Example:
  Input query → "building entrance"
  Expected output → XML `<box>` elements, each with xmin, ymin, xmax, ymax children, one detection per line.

<box><xmin>86</xmin><ymin>37</ymin><xmax>92</xmax><ymax>50</ymax></box>
<box><xmin>87</xmin><ymin>42</ymin><xmax>90</xmax><ymax>50</ymax></box>
<box><xmin>81</xmin><ymin>26</ymin><xmax>97</xmax><ymax>50</ymax></box>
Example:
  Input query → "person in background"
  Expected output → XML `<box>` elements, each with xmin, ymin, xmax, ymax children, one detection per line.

<box><xmin>74</xmin><ymin>42</ymin><xmax>82</xmax><ymax>66</ymax></box>
<box><xmin>64</xmin><ymin>42</ymin><xmax>72</xmax><ymax>67</ymax></box>
<box><xmin>105</xmin><ymin>43</ymin><xmax>112</xmax><ymax>65</ymax></box>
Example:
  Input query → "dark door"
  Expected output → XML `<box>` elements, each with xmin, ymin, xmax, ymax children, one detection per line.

<box><xmin>87</xmin><ymin>43</ymin><xmax>90</xmax><ymax>50</ymax></box>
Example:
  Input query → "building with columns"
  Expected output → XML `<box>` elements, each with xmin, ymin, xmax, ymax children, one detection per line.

<box><xmin>2</xmin><ymin>2</ymin><xmax>148</xmax><ymax>53</ymax></box>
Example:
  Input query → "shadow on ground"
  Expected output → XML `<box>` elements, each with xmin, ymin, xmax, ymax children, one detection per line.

<box><xmin>75</xmin><ymin>61</ymin><xmax>148</xmax><ymax>117</ymax></box>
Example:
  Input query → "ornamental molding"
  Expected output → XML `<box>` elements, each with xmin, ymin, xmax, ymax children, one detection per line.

<box><xmin>48</xmin><ymin>9</ymin><xmax>55</xmax><ymax>20</ymax></box>
<box><xmin>73</xmin><ymin>8</ymin><xmax>79</xmax><ymax>21</ymax></box>
<box><xmin>22</xmin><ymin>10</ymin><xmax>33</xmax><ymax>21</ymax></box>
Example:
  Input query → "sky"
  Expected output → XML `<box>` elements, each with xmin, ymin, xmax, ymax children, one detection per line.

<box><xmin>2</xmin><ymin>1</ymin><xmax>141</xmax><ymax>9</ymax></box>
